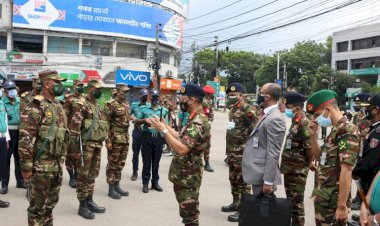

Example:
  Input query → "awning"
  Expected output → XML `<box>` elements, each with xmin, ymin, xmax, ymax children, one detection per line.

<box><xmin>160</xmin><ymin>78</ymin><xmax>181</xmax><ymax>90</ymax></box>
<box><xmin>82</xmin><ymin>70</ymin><xmax>102</xmax><ymax>83</ymax></box>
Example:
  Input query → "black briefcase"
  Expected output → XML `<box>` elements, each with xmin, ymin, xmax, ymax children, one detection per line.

<box><xmin>239</xmin><ymin>193</ymin><xmax>292</xmax><ymax>226</ymax></box>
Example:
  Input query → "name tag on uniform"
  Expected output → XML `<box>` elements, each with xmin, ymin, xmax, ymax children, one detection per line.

<box><xmin>227</xmin><ymin>121</ymin><xmax>235</xmax><ymax>130</ymax></box>
<box><xmin>252</xmin><ymin>137</ymin><xmax>259</xmax><ymax>148</ymax></box>
<box><xmin>286</xmin><ymin>139</ymin><xmax>292</xmax><ymax>150</ymax></box>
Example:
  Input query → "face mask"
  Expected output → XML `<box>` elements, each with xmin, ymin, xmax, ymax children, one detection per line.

<box><xmin>91</xmin><ymin>89</ymin><xmax>102</xmax><ymax>99</ymax></box>
<box><xmin>316</xmin><ymin>110</ymin><xmax>332</xmax><ymax>128</ymax></box>
<box><xmin>53</xmin><ymin>84</ymin><xmax>65</xmax><ymax>96</ymax></box>
<box><xmin>36</xmin><ymin>85</ymin><xmax>42</xmax><ymax>93</ymax></box>
<box><xmin>140</xmin><ymin>96</ymin><xmax>148</xmax><ymax>102</ymax></box>
<box><xmin>76</xmin><ymin>86</ymin><xmax>84</xmax><ymax>94</ymax></box>
<box><xmin>257</xmin><ymin>94</ymin><xmax>265</xmax><ymax>106</ymax></box>
<box><xmin>180</xmin><ymin>101</ymin><xmax>189</xmax><ymax>112</ymax></box>
<box><xmin>120</xmin><ymin>93</ymin><xmax>128</xmax><ymax>100</ymax></box>
<box><xmin>365</xmin><ymin>107</ymin><xmax>376</xmax><ymax>120</ymax></box>
<box><xmin>0</xmin><ymin>90</ymin><xmax>2</xmax><ymax>98</ymax></box>
<box><xmin>285</xmin><ymin>108</ymin><xmax>295</xmax><ymax>118</ymax></box>
<box><xmin>228</xmin><ymin>96</ymin><xmax>239</xmax><ymax>106</ymax></box>
<box><xmin>353</xmin><ymin>106</ymin><xmax>361</xmax><ymax>112</ymax></box>
<box><xmin>151</xmin><ymin>97</ymin><xmax>159</xmax><ymax>105</ymax></box>
<box><xmin>8</xmin><ymin>89</ymin><xmax>18</xmax><ymax>98</ymax></box>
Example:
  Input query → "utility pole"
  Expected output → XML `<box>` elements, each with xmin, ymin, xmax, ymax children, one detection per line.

<box><xmin>283</xmin><ymin>63</ymin><xmax>287</xmax><ymax>91</ymax></box>
<box><xmin>276</xmin><ymin>52</ymin><xmax>280</xmax><ymax>80</ymax></box>
<box><xmin>153</xmin><ymin>23</ymin><xmax>162</xmax><ymax>90</ymax></box>
<box><xmin>215</xmin><ymin>36</ymin><xmax>219</xmax><ymax>78</ymax></box>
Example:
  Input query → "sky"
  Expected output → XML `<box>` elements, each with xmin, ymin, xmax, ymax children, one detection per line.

<box><xmin>179</xmin><ymin>0</ymin><xmax>380</xmax><ymax>73</ymax></box>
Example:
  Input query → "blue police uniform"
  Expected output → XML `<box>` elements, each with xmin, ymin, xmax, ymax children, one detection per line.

<box><xmin>0</xmin><ymin>100</ymin><xmax>11</xmax><ymax>192</ymax></box>
<box><xmin>178</xmin><ymin>111</ymin><xmax>190</xmax><ymax>128</ymax></box>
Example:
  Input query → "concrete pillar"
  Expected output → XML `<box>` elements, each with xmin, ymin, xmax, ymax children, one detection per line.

<box><xmin>43</xmin><ymin>32</ymin><xmax>48</xmax><ymax>54</ymax></box>
<box><xmin>6</xmin><ymin>30</ymin><xmax>12</xmax><ymax>51</ymax></box>
<box><xmin>113</xmin><ymin>39</ymin><xmax>117</xmax><ymax>57</ymax></box>
<box><xmin>78</xmin><ymin>37</ymin><xmax>82</xmax><ymax>54</ymax></box>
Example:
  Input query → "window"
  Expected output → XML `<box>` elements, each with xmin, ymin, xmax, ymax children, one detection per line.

<box><xmin>82</xmin><ymin>39</ymin><xmax>112</xmax><ymax>56</ymax></box>
<box><xmin>13</xmin><ymin>33</ymin><xmax>43</xmax><ymax>53</ymax></box>
<box><xmin>352</xmin><ymin>36</ymin><xmax>380</xmax><ymax>51</ymax></box>
<box><xmin>337</xmin><ymin>41</ymin><xmax>348</xmax><ymax>52</ymax></box>
<box><xmin>0</xmin><ymin>32</ymin><xmax>6</xmax><ymax>49</ymax></box>
<box><xmin>47</xmin><ymin>37</ymin><xmax>79</xmax><ymax>54</ymax></box>
<box><xmin>116</xmin><ymin>42</ymin><xmax>146</xmax><ymax>59</ymax></box>
<box><xmin>351</xmin><ymin>57</ymin><xmax>380</xmax><ymax>69</ymax></box>
<box><xmin>160</xmin><ymin>52</ymin><xmax>170</xmax><ymax>64</ymax></box>
<box><xmin>336</xmin><ymin>60</ymin><xmax>348</xmax><ymax>70</ymax></box>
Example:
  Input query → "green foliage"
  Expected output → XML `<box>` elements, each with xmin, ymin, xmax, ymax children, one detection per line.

<box><xmin>334</xmin><ymin>72</ymin><xmax>356</xmax><ymax>104</ymax></box>
<box><xmin>361</xmin><ymin>82</ymin><xmax>380</xmax><ymax>93</ymax></box>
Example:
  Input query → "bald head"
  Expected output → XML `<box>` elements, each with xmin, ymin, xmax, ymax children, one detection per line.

<box><xmin>261</xmin><ymin>83</ymin><xmax>282</xmax><ymax>101</ymax></box>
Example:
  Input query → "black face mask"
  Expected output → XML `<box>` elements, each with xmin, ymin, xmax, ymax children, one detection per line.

<box><xmin>140</xmin><ymin>96</ymin><xmax>148</xmax><ymax>102</ymax></box>
<box><xmin>151</xmin><ymin>97</ymin><xmax>159</xmax><ymax>105</ymax></box>
<box><xmin>91</xmin><ymin>89</ymin><xmax>102</xmax><ymax>99</ymax></box>
<box><xmin>365</xmin><ymin>107</ymin><xmax>378</xmax><ymax>120</ymax></box>
<box><xmin>76</xmin><ymin>86</ymin><xmax>84</xmax><ymax>94</ymax></box>
<box><xmin>257</xmin><ymin>94</ymin><xmax>265</xmax><ymax>106</ymax></box>
<box><xmin>180</xmin><ymin>101</ymin><xmax>189</xmax><ymax>112</ymax></box>
<box><xmin>353</xmin><ymin>106</ymin><xmax>361</xmax><ymax>112</ymax></box>
<box><xmin>36</xmin><ymin>85</ymin><xmax>42</xmax><ymax>93</ymax></box>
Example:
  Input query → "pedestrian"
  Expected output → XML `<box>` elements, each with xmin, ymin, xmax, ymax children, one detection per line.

<box><xmin>20</xmin><ymin>76</ymin><xmax>42</xmax><ymax>112</ymax></box>
<box><xmin>222</xmin><ymin>82</ymin><xmax>257</xmax><ymax>222</ymax></box>
<box><xmin>242</xmin><ymin>82</ymin><xmax>286</xmax><ymax>197</ymax></box>
<box><xmin>63</xmin><ymin>79</ymin><xmax>85</xmax><ymax>189</ymax></box>
<box><xmin>148</xmin><ymin>83</ymin><xmax>211</xmax><ymax>226</ymax></box>
<box><xmin>307</xmin><ymin>90</ymin><xmax>360</xmax><ymax>225</ymax></box>
<box><xmin>202</xmin><ymin>85</ymin><xmax>215</xmax><ymax>172</ymax></box>
<box><xmin>0</xmin><ymin>80</ymin><xmax>25</xmax><ymax>194</ymax></box>
<box><xmin>19</xmin><ymin>70</ymin><xmax>68</xmax><ymax>225</ymax></box>
<box><xmin>69</xmin><ymin>79</ymin><xmax>108</xmax><ymax>219</ymax></box>
<box><xmin>104</xmin><ymin>83</ymin><xmax>131</xmax><ymax>199</ymax></box>
<box><xmin>280</xmin><ymin>92</ymin><xmax>313</xmax><ymax>226</ymax></box>
<box><xmin>130</xmin><ymin>88</ymin><xmax>150</xmax><ymax>181</ymax></box>
<box><xmin>135</xmin><ymin>89</ymin><xmax>168</xmax><ymax>193</ymax></box>
<box><xmin>0</xmin><ymin>80</ymin><xmax>10</xmax><ymax>208</ymax></box>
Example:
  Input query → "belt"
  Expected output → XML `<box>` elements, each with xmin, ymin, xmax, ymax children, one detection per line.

<box><xmin>111</xmin><ymin>126</ymin><xmax>128</xmax><ymax>133</ymax></box>
<box><xmin>0</xmin><ymin>133</ymin><xmax>6</xmax><ymax>138</ymax></box>
<box><xmin>8</xmin><ymin>125</ymin><xmax>19</xmax><ymax>130</ymax></box>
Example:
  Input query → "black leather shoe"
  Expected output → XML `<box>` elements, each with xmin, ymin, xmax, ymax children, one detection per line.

<box><xmin>142</xmin><ymin>185</ymin><xmax>149</xmax><ymax>193</ymax></box>
<box><xmin>221</xmin><ymin>203</ymin><xmax>237</xmax><ymax>212</ymax></box>
<box><xmin>78</xmin><ymin>200</ymin><xmax>95</xmax><ymax>220</ymax></box>
<box><xmin>351</xmin><ymin>214</ymin><xmax>360</xmax><ymax>222</ymax></box>
<box><xmin>131</xmin><ymin>171</ymin><xmax>138</xmax><ymax>181</ymax></box>
<box><xmin>115</xmin><ymin>182</ymin><xmax>129</xmax><ymax>196</ymax></box>
<box><xmin>152</xmin><ymin>184</ymin><xmax>163</xmax><ymax>192</ymax></box>
<box><xmin>16</xmin><ymin>183</ymin><xmax>27</xmax><ymax>189</ymax></box>
<box><xmin>68</xmin><ymin>170</ymin><xmax>77</xmax><ymax>189</ymax></box>
<box><xmin>87</xmin><ymin>196</ymin><xmax>106</xmax><ymax>213</ymax></box>
<box><xmin>0</xmin><ymin>186</ymin><xmax>8</xmax><ymax>194</ymax></box>
<box><xmin>108</xmin><ymin>184</ymin><xmax>121</xmax><ymax>200</ymax></box>
<box><xmin>0</xmin><ymin>200</ymin><xmax>10</xmax><ymax>208</ymax></box>
<box><xmin>204</xmin><ymin>162</ymin><xmax>214</xmax><ymax>172</ymax></box>
<box><xmin>227</xmin><ymin>212</ymin><xmax>239</xmax><ymax>222</ymax></box>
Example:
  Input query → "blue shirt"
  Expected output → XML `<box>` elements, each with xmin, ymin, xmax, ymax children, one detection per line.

<box><xmin>178</xmin><ymin>111</ymin><xmax>190</xmax><ymax>127</ymax></box>
<box><xmin>2</xmin><ymin>96</ymin><xmax>20</xmax><ymax>125</ymax></box>
<box><xmin>138</xmin><ymin>105</ymin><xmax>169</xmax><ymax>133</ymax></box>
<box><xmin>130</xmin><ymin>101</ymin><xmax>150</xmax><ymax>118</ymax></box>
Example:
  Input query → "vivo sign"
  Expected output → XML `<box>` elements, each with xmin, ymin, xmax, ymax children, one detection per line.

<box><xmin>116</xmin><ymin>70</ymin><xmax>151</xmax><ymax>87</ymax></box>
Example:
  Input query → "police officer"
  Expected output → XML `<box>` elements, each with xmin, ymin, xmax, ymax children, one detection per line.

<box><xmin>222</xmin><ymin>83</ymin><xmax>257</xmax><ymax>222</ymax></box>
<box><xmin>63</xmin><ymin>79</ymin><xmax>85</xmax><ymax>188</ymax></box>
<box><xmin>148</xmin><ymin>83</ymin><xmax>211</xmax><ymax>226</ymax></box>
<box><xmin>130</xmin><ymin>89</ymin><xmax>149</xmax><ymax>181</ymax></box>
<box><xmin>69</xmin><ymin>79</ymin><xmax>108</xmax><ymax>219</ymax></box>
<box><xmin>0</xmin><ymin>80</ymin><xmax>10</xmax><ymax>208</ymax></box>
<box><xmin>20</xmin><ymin>76</ymin><xmax>42</xmax><ymax>112</ymax></box>
<box><xmin>19</xmin><ymin>70</ymin><xmax>68</xmax><ymax>225</ymax></box>
<box><xmin>0</xmin><ymin>80</ymin><xmax>25</xmax><ymax>194</ymax></box>
<box><xmin>135</xmin><ymin>89</ymin><xmax>168</xmax><ymax>193</ymax></box>
<box><xmin>202</xmin><ymin>85</ymin><xmax>215</xmax><ymax>172</ymax></box>
<box><xmin>280</xmin><ymin>92</ymin><xmax>313</xmax><ymax>226</ymax></box>
<box><xmin>307</xmin><ymin>90</ymin><xmax>360</xmax><ymax>225</ymax></box>
<box><xmin>104</xmin><ymin>84</ymin><xmax>131</xmax><ymax>199</ymax></box>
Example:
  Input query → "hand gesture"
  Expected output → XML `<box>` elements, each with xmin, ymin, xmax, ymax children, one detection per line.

<box><xmin>308</xmin><ymin>119</ymin><xmax>318</xmax><ymax>137</ymax></box>
<box><xmin>335</xmin><ymin>205</ymin><xmax>348</xmax><ymax>224</ymax></box>
<box><xmin>149</xmin><ymin>115</ymin><xmax>167</xmax><ymax>132</ymax></box>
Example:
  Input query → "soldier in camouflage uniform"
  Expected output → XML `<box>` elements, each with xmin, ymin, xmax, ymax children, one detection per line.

<box><xmin>69</xmin><ymin>79</ymin><xmax>108</xmax><ymax>220</ymax></box>
<box><xmin>20</xmin><ymin>76</ymin><xmax>42</xmax><ymax>112</ymax></box>
<box><xmin>307</xmin><ymin>90</ymin><xmax>360</xmax><ymax>226</ymax></box>
<box><xmin>148</xmin><ymin>83</ymin><xmax>210</xmax><ymax>226</ymax></box>
<box><xmin>19</xmin><ymin>70</ymin><xmax>68</xmax><ymax>226</ymax></box>
<box><xmin>202</xmin><ymin>85</ymin><xmax>215</xmax><ymax>172</ymax></box>
<box><xmin>280</xmin><ymin>92</ymin><xmax>313</xmax><ymax>226</ymax></box>
<box><xmin>222</xmin><ymin>82</ymin><xmax>257</xmax><ymax>222</ymax></box>
<box><xmin>63</xmin><ymin>79</ymin><xmax>85</xmax><ymax>189</ymax></box>
<box><xmin>104</xmin><ymin>84</ymin><xmax>130</xmax><ymax>199</ymax></box>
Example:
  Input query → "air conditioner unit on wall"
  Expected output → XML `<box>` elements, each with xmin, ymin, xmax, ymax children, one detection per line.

<box><xmin>82</xmin><ymin>39</ymin><xmax>92</xmax><ymax>47</ymax></box>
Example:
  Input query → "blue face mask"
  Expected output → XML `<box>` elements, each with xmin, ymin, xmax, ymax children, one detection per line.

<box><xmin>0</xmin><ymin>90</ymin><xmax>2</xmax><ymax>98</ymax></box>
<box><xmin>8</xmin><ymin>89</ymin><xmax>18</xmax><ymax>98</ymax></box>
<box><xmin>316</xmin><ymin>110</ymin><xmax>332</xmax><ymax>128</ymax></box>
<box><xmin>285</xmin><ymin>108</ymin><xmax>295</xmax><ymax>118</ymax></box>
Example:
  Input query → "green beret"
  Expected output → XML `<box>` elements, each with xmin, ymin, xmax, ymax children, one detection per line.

<box><xmin>306</xmin><ymin>90</ymin><xmax>338</xmax><ymax>113</ymax></box>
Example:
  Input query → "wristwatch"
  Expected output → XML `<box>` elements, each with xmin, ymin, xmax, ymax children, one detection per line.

<box><xmin>160</xmin><ymin>129</ymin><xmax>168</xmax><ymax>138</ymax></box>
<box><xmin>373</xmin><ymin>214</ymin><xmax>379</xmax><ymax>226</ymax></box>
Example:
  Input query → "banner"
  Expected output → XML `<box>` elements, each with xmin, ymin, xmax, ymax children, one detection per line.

<box><xmin>144</xmin><ymin>0</ymin><xmax>189</xmax><ymax>18</ymax></box>
<box><xmin>13</xmin><ymin>0</ymin><xmax>184</xmax><ymax>48</ymax></box>
<box><xmin>0</xmin><ymin>66</ymin><xmax>39</xmax><ymax>81</ymax></box>
<box><xmin>116</xmin><ymin>70</ymin><xmax>151</xmax><ymax>87</ymax></box>
<box><xmin>160</xmin><ymin>78</ymin><xmax>181</xmax><ymax>90</ymax></box>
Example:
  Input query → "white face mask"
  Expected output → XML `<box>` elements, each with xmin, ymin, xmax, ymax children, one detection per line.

<box><xmin>8</xmin><ymin>89</ymin><xmax>18</xmax><ymax>98</ymax></box>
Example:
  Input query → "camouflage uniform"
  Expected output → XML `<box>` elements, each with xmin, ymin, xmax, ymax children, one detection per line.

<box><xmin>169</xmin><ymin>109</ymin><xmax>211</xmax><ymax>226</ymax></box>
<box><xmin>312</xmin><ymin>117</ymin><xmax>360</xmax><ymax>225</ymax></box>
<box><xmin>104</xmin><ymin>98</ymin><xmax>130</xmax><ymax>184</ymax></box>
<box><xmin>19</xmin><ymin>95</ymin><xmax>68</xmax><ymax>226</ymax></box>
<box><xmin>202</xmin><ymin>98</ymin><xmax>214</xmax><ymax>162</ymax></box>
<box><xmin>353</xmin><ymin>113</ymin><xmax>371</xmax><ymax>141</ymax></box>
<box><xmin>226</xmin><ymin>102</ymin><xmax>256</xmax><ymax>208</ymax></box>
<box><xmin>20</xmin><ymin>90</ymin><xmax>39</xmax><ymax>113</ymax></box>
<box><xmin>280</xmin><ymin>112</ymin><xmax>311</xmax><ymax>226</ymax></box>
<box><xmin>69</xmin><ymin>95</ymin><xmax>109</xmax><ymax>201</ymax></box>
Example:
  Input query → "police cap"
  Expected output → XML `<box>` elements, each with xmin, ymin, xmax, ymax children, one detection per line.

<box><xmin>180</xmin><ymin>83</ymin><xmax>205</xmax><ymax>98</ymax></box>
<box><xmin>140</xmin><ymin>89</ymin><xmax>148</xmax><ymax>96</ymax></box>
<box><xmin>369</xmin><ymin>93</ymin><xmax>380</xmax><ymax>107</ymax></box>
<box><xmin>354</xmin><ymin>93</ymin><xmax>373</xmax><ymax>107</ymax></box>
<box><xmin>226</xmin><ymin>82</ymin><xmax>244</xmax><ymax>94</ymax></box>
<box><xmin>151</xmin><ymin>89</ymin><xmax>160</xmax><ymax>97</ymax></box>
<box><xmin>3</xmin><ymin>80</ymin><xmax>17</xmax><ymax>89</ymax></box>
<box><xmin>282</xmin><ymin>92</ymin><xmax>306</xmax><ymax>105</ymax></box>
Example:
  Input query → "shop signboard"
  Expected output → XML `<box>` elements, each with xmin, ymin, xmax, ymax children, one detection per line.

<box><xmin>58</xmin><ymin>70</ymin><xmax>80</xmax><ymax>86</ymax></box>
<box><xmin>350</xmin><ymin>68</ymin><xmax>380</xmax><ymax>75</ymax></box>
<box><xmin>8</xmin><ymin>51</ymin><xmax>44</xmax><ymax>64</ymax></box>
<box><xmin>0</xmin><ymin>66</ymin><xmax>39</xmax><ymax>81</ymax></box>
<box><xmin>160</xmin><ymin>78</ymin><xmax>181</xmax><ymax>90</ymax></box>
<box><xmin>116</xmin><ymin>69</ymin><xmax>150</xmax><ymax>87</ymax></box>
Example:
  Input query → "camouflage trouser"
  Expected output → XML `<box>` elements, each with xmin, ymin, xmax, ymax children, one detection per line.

<box><xmin>106</xmin><ymin>142</ymin><xmax>128</xmax><ymax>183</ymax></box>
<box><xmin>65</xmin><ymin>142</ymin><xmax>80</xmax><ymax>172</ymax></box>
<box><xmin>314</xmin><ymin>195</ymin><xmax>351</xmax><ymax>226</ymax></box>
<box><xmin>227</xmin><ymin>153</ymin><xmax>251</xmax><ymax>208</ymax></box>
<box><xmin>76</xmin><ymin>143</ymin><xmax>101</xmax><ymax>201</ymax></box>
<box><xmin>174</xmin><ymin>184</ymin><xmax>200</xmax><ymax>226</ymax></box>
<box><xmin>284</xmin><ymin>170</ymin><xmax>308</xmax><ymax>226</ymax></box>
<box><xmin>28</xmin><ymin>171</ymin><xmax>62</xmax><ymax>226</ymax></box>
<box><xmin>203</xmin><ymin>139</ymin><xmax>211</xmax><ymax>162</ymax></box>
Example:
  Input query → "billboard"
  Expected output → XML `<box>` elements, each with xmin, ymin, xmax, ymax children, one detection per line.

<box><xmin>116</xmin><ymin>70</ymin><xmax>151</xmax><ymax>87</ymax></box>
<box><xmin>13</xmin><ymin>0</ymin><xmax>184</xmax><ymax>48</ymax></box>
<box><xmin>144</xmin><ymin>0</ymin><xmax>189</xmax><ymax>18</ymax></box>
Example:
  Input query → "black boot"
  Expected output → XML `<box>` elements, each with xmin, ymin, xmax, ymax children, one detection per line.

<box><xmin>115</xmin><ymin>181</ymin><xmax>129</xmax><ymax>196</ymax></box>
<box><xmin>78</xmin><ymin>200</ymin><xmax>95</xmax><ymax>220</ymax></box>
<box><xmin>204</xmin><ymin>161</ymin><xmax>214</xmax><ymax>172</ymax></box>
<box><xmin>68</xmin><ymin>169</ymin><xmax>77</xmax><ymax>188</ymax></box>
<box><xmin>108</xmin><ymin>183</ymin><xmax>121</xmax><ymax>199</ymax></box>
<box><xmin>221</xmin><ymin>196</ymin><xmax>239</xmax><ymax>212</ymax></box>
<box><xmin>0</xmin><ymin>200</ymin><xmax>10</xmax><ymax>208</ymax></box>
<box><xmin>228</xmin><ymin>212</ymin><xmax>239</xmax><ymax>222</ymax></box>
<box><xmin>131</xmin><ymin>171</ymin><xmax>138</xmax><ymax>181</ymax></box>
<box><xmin>87</xmin><ymin>196</ymin><xmax>106</xmax><ymax>213</ymax></box>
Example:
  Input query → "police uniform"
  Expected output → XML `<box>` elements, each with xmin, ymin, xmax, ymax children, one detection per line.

<box><xmin>307</xmin><ymin>90</ymin><xmax>360</xmax><ymax>225</ymax></box>
<box><xmin>0</xmin><ymin>80</ymin><xmax>10</xmax><ymax>208</ymax></box>
<box><xmin>280</xmin><ymin>92</ymin><xmax>311</xmax><ymax>226</ymax></box>
<box><xmin>169</xmin><ymin>83</ymin><xmax>211</xmax><ymax>226</ymax></box>
<box><xmin>353</xmin><ymin>93</ymin><xmax>373</xmax><ymax>142</ymax></box>
<box><xmin>18</xmin><ymin>70</ymin><xmax>68</xmax><ymax>225</ymax></box>
<box><xmin>0</xmin><ymin>80</ymin><xmax>24</xmax><ymax>194</ymax></box>
<box><xmin>222</xmin><ymin>83</ymin><xmax>257</xmax><ymax>222</ymax></box>
<box><xmin>130</xmin><ymin>89</ymin><xmax>150</xmax><ymax>181</ymax></box>
<box><xmin>69</xmin><ymin>79</ymin><xmax>108</xmax><ymax>219</ymax></box>
<box><xmin>63</xmin><ymin>79</ymin><xmax>85</xmax><ymax>188</ymax></box>
<box><xmin>137</xmin><ymin>89</ymin><xmax>168</xmax><ymax>193</ymax></box>
<box><xmin>202</xmin><ymin>85</ymin><xmax>215</xmax><ymax>172</ymax></box>
<box><xmin>104</xmin><ymin>84</ymin><xmax>131</xmax><ymax>199</ymax></box>
<box><xmin>20</xmin><ymin>76</ymin><xmax>41</xmax><ymax>113</ymax></box>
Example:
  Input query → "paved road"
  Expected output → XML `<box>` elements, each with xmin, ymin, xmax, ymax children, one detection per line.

<box><xmin>1</xmin><ymin>111</ymin><xmax>357</xmax><ymax>226</ymax></box>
